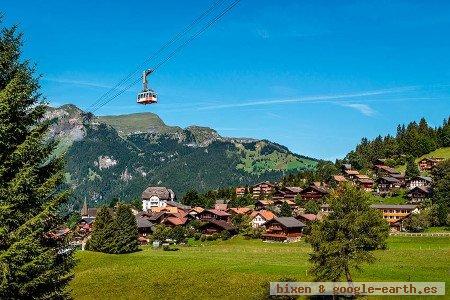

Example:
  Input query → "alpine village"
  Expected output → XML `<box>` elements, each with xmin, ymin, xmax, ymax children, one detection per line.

<box><xmin>1</xmin><ymin>1</ymin><xmax>450</xmax><ymax>300</ymax></box>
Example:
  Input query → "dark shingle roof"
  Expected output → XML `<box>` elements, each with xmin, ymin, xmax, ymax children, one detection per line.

<box><xmin>273</xmin><ymin>217</ymin><xmax>306</xmax><ymax>228</ymax></box>
<box><xmin>141</xmin><ymin>187</ymin><xmax>174</xmax><ymax>200</ymax></box>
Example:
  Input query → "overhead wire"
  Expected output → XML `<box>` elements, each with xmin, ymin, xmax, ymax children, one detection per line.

<box><xmin>90</xmin><ymin>0</ymin><xmax>241</xmax><ymax>113</ymax></box>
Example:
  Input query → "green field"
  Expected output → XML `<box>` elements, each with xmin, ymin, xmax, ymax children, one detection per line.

<box><xmin>396</xmin><ymin>147</ymin><xmax>450</xmax><ymax>173</ymax></box>
<box><xmin>71</xmin><ymin>236</ymin><xmax>450</xmax><ymax>299</ymax></box>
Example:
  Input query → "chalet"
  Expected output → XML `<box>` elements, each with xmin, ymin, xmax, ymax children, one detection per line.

<box><xmin>331</xmin><ymin>175</ymin><xmax>347</xmax><ymax>185</ymax></box>
<box><xmin>250</xmin><ymin>210</ymin><xmax>276</xmax><ymax>228</ymax></box>
<box><xmin>200</xmin><ymin>219</ymin><xmax>236</xmax><ymax>235</ymax></box>
<box><xmin>406</xmin><ymin>186</ymin><xmax>431</xmax><ymax>204</ymax></box>
<box><xmin>252</xmin><ymin>181</ymin><xmax>276</xmax><ymax>199</ymax></box>
<box><xmin>295</xmin><ymin>213</ymin><xmax>317</xmax><ymax>223</ymax></box>
<box><xmin>188</xmin><ymin>207</ymin><xmax>204</xmax><ymax>219</ymax></box>
<box><xmin>197</xmin><ymin>209</ymin><xmax>231</xmax><ymax>222</ymax></box>
<box><xmin>165</xmin><ymin>201</ymin><xmax>191</xmax><ymax>211</ymax></box>
<box><xmin>299</xmin><ymin>185</ymin><xmax>329</xmax><ymax>201</ymax></box>
<box><xmin>235</xmin><ymin>187</ymin><xmax>247</xmax><ymax>197</ymax></box>
<box><xmin>390</xmin><ymin>173</ymin><xmax>405</xmax><ymax>185</ymax></box>
<box><xmin>341</xmin><ymin>163</ymin><xmax>352</xmax><ymax>172</ymax></box>
<box><xmin>136</xmin><ymin>216</ymin><xmax>155</xmax><ymax>241</ymax></box>
<box><xmin>262</xmin><ymin>217</ymin><xmax>306</xmax><ymax>242</ymax></box>
<box><xmin>228</xmin><ymin>207</ymin><xmax>252</xmax><ymax>216</ymax></box>
<box><xmin>355</xmin><ymin>174</ymin><xmax>374</xmax><ymax>191</ymax></box>
<box><xmin>371</xmin><ymin>204</ymin><xmax>419</xmax><ymax>231</ymax></box>
<box><xmin>418</xmin><ymin>157</ymin><xmax>445</xmax><ymax>171</ymax></box>
<box><xmin>377</xmin><ymin>176</ymin><xmax>401</xmax><ymax>193</ymax></box>
<box><xmin>374</xmin><ymin>165</ymin><xmax>399</xmax><ymax>177</ymax></box>
<box><xmin>272</xmin><ymin>186</ymin><xmax>302</xmax><ymax>201</ymax></box>
<box><xmin>343</xmin><ymin>169</ymin><xmax>359</xmax><ymax>180</ymax></box>
<box><xmin>407</xmin><ymin>176</ymin><xmax>432</xmax><ymax>189</ymax></box>
<box><xmin>254</xmin><ymin>200</ymin><xmax>274</xmax><ymax>210</ymax></box>
<box><xmin>141</xmin><ymin>186</ymin><xmax>176</xmax><ymax>211</ymax></box>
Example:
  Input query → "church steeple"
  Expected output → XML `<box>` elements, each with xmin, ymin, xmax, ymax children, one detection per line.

<box><xmin>81</xmin><ymin>198</ymin><xmax>88</xmax><ymax>217</ymax></box>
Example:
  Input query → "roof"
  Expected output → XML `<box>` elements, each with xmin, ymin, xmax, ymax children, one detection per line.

<box><xmin>189</xmin><ymin>207</ymin><xmax>204</xmax><ymax>214</ymax></box>
<box><xmin>201</xmin><ymin>219</ymin><xmax>235</xmax><ymax>231</ymax></box>
<box><xmin>80</xmin><ymin>217</ymin><xmax>95</xmax><ymax>225</ymax></box>
<box><xmin>148</xmin><ymin>211</ymin><xmax>166</xmax><ymax>221</ymax></box>
<box><xmin>165</xmin><ymin>201</ymin><xmax>191</xmax><ymax>210</ymax></box>
<box><xmin>358</xmin><ymin>178</ymin><xmax>374</xmax><ymax>184</ymax></box>
<box><xmin>164</xmin><ymin>217</ymin><xmax>188</xmax><ymax>226</ymax></box>
<box><xmin>204</xmin><ymin>209</ymin><xmax>231</xmax><ymax>217</ymax></box>
<box><xmin>407</xmin><ymin>186</ymin><xmax>431</xmax><ymax>194</ymax></box>
<box><xmin>344</xmin><ymin>169</ymin><xmax>359</xmax><ymax>175</ymax></box>
<box><xmin>228</xmin><ymin>207</ymin><xmax>252</xmax><ymax>215</ymax></box>
<box><xmin>342</xmin><ymin>164</ymin><xmax>352</xmax><ymax>170</ymax></box>
<box><xmin>371</xmin><ymin>204</ymin><xmax>418</xmax><ymax>210</ymax></box>
<box><xmin>251</xmin><ymin>210</ymin><xmax>276</xmax><ymax>221</ymax></box>
<box><xmin>253</xmin><ymin>181</ymin><xmax>275</xmax><ymax>188</ymax></box>
<box><xmin>379</xmin><ymin>176</ymin><xmax>400</xmax><ymax>183</ymax></box>
<box><xmin>136</xmin><ymin>217</ymin><xmax>154</xmax><ymax>229</ymax></box>
<box><xmin>214</xmin><ymin>203</ymin><xmax>228</xmax><ymax>211</ymax></box>
<box><xmin>333</xmin><ymin>175</ymin><xmax>347</xmax><ymax>182</ymax></box>
<box><xmin>141</xmin><ymin>187</ymin><xmax>174</xmax><ymax>200</ymax></box>
<box><xmin>270</xmin><ymin>217</ymin><xmax>306</xmax><ymax>228</ymax></box>
<box><xmin>255</xmin><ymin>200</ymin><xmax>274</xmax><ymax>206</ymax></box>
<box><xmin>355</xmin><ymin>174</ymin><xmax>370</xmax><ymax>179</ymax></box>
<box><xmin>284</xmin><ymin>186</ymin><xmax>303</xmax><ymax>193</ymax></box>
<box><xmin>409</xmin><ymin>176</ymin><xmax>432</xmax><ymax>182</ymax></box>
<box><xmin>297</xmin><ymin>214</ymin><xmax>317</xmax><ymax>221</ymax></box>
<box><xmin>302</xmin><ymin>185</ymin><xmax>329</xmax><ymax>194</ymax></box>
<box><xmin>378</xmin><ymin>165</ymin><xmax>399</xmax><ymax>174</ymax></box>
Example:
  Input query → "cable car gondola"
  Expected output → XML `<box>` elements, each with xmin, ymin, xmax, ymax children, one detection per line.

<box><xmin>137</xmin><ymin>69</ymin><xmax>157</xmax><ymax>104</ymax></box>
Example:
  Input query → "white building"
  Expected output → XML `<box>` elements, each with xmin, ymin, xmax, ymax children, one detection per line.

<box><xmin>141</xmin><ymin>186</ymin><xmax>176</xmax><ymax>212</ymax></box>
<box><xmin>250</xmin><ymin>210</ymin><xmax>275</xmax><ymax>228</ymax></box>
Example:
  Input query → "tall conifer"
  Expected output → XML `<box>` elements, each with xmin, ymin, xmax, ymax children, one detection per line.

<box><xmin>0</xmin><ymin>22</ymin><xmax>74</xmax><ymax>298</ymax></box>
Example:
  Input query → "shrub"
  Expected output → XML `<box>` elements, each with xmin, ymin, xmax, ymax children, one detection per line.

<box><xmin>200</xmin><ymin>235</ymin><xmax>207</xmax><ymax>242</ymax></box>
<box><xmin>221</xmin><ymin>230</ymin><xmax>231</xmax><ymax>240</ymax></box>
<box><xmin>193</xmin><ymin>233</ymin><xmax>202</xmax><ymax>240</ymax></box>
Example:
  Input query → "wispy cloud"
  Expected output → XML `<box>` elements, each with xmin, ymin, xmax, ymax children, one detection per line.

<box><xmin>337</xmin><ymin>103</ymin><xmax>376</xmax><ymax>116</ymax></box>
<box><xmin>197</xmin><ymin>86</ymin><xmax>417</xmax><ymax>111</ymax></box>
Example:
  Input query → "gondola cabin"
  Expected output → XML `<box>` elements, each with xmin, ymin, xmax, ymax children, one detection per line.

<box><xmin>137</xmin><ymin>90</ymin><xmax>157</xmax><ymax>104</ymax></box>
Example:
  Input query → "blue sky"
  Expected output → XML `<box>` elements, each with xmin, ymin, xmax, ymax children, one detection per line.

<box><xmin>3</xmin><ymin>0</ymin><xmax>450</xmax><ymax>160</ymax></box>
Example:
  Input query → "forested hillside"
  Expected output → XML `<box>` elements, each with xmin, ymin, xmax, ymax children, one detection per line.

<box><xmin>48</xmin><ymin>105</ymin><xmax>317</xmax><ymax>210</ymax></box>
<box><xmin>345</xmin><ymin>117</ymin><xmax>450</xmax><ymax>169</ymax></box>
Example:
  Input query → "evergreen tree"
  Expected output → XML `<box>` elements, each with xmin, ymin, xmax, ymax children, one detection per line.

<box><xmin>306</xmin><ymin>184</ymin><xmax>389</xmax><ymax>282</ymax></box>
<box><xmin>405</xmin><ymin>156</ymin><xmax>420</xmax><ymax>179</ymax></box>
<box><xmin>0</xmin><ymin>23</ymin><xmax>74</xmax><ymax>298</ymax></box>
<box><xmin>88</xmin><ymin>206</ymin><xmax>114</xmax><ymax>253</ymax></box>
<box><xmin>279</xmin><ymin>201</ymin><xmax>293</xmax><ymax>217</ymax></box>
<box><xmin>112</xmin><ymin>204</ymin><xmax>139</xmax><ymax>254</ymax></box>
<box><xmin>304</xmin><ymin>200</ymin><xmax>320</xmax><ymax>214</ymax></box>
<box><xmin>431</xmin><ymin>160</ymin><xmax>450</xmax><ymax>226</ymax></box>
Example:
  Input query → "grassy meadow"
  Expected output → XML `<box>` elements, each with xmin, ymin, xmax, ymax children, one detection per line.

<box><xmin>71</xmin><ymin>236</ymin><xmax>450</xmax><ymax>299</ymax></box>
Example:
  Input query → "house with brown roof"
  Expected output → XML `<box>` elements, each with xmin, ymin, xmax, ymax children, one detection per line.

<box><xmin>214</xmin><ymin>203</ymin><xmax>228</xmax><ymax>211</ymax></box>
<box><xmin>235</xmin><ymin>186</ymin><xmax>248</xmax><ymax>197</ymax></box>
<box><xmin>272</xmin><ymin>186</ymin><xmax>302</xmax><ymax>201</ymax></box>
<box><xmin>343</xmin><ymin>169</ymin><xmax>359</xmax><ymax>180</ymax></box>
<box><xmin>331</xmin><ymin>175</ymin><xmax>347</xmax><ymax>185</ymax></box>
<box><xmin>141</xmin><ymin>186</ymin><xmax>176</xmax><ymax>211</ymax></box>
<box><xmin>418</xmin><ymin>157</ymin><xmax>445</xmax><ymax>171</ymax></box>
<box><xmin>228</xmin><ymin>207</ymin><xmax>252</xmax><ymax>216</ymax></box>
<box><xmin>262</xmin><ymin>217</ymin><xmax>306</xmax><ymax>242</ymax></box>
<box><xmin>295</xmin><ymin>213</ymin><xmax>317</xmax><ymax>223</ymax></box>
<box><xmin>254</xmin><ymin>200</ymin><xmax>274</xmax><ymax>210</ymax></box>
<box><xmin>252</xmin><ymin>181</ymin><xmax>276</xmax><ymax>199</ymax></box>
<box><xmin>354</xmin><ymin>174</ymin><xmax>374</xmax><ymax>191</ymax></box>
<box><xmin>299</xmin><ymin>185</ymin><xmax>329</xmax><ymax>201</ymax></box>
<box><xmin>162</xmin><ymin>216</ymin><xmax>188</xmax><ymax>227</ymax></box>
<box><xmin>371</xmin><ymin>204</ymin><xmax>419</xmax><ymax>231</ymax></box>
<box><xmin>377</xmin><ymin>176</ymin><xmax>401</xmax><ymax>193</ymax></box>
<box><xmin>198</xmin><ymin>209</ymin><xmax>231</xmax><ymax>222</ymax></box>
<box><xmin>407</xmin><ymin>176</ymin><xmax>432</xmax><ymax>189</ymax></box>
<box><xmin>250</xmin><ymin>210</ymin><xmax>276</xmax><ymax>228</ymax></box>
<box><xmin>200</xmin><ymin>219</ymin><xmax>237</xmax><ymax>235</ymax></box>
<box><xmin>406</xmin><ymin>186</ymin><xmax>431</xmax><ymax>204</ymax></box>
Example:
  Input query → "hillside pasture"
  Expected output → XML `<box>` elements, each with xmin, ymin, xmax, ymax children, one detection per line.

<box><xmin>71</xmin><ymin>236</ymin><xmax>450</xmax><ymax>299</ymax></box>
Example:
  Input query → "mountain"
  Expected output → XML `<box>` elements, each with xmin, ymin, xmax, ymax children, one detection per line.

<box><xmin>45</xmin><ymin>104</ymin><xmax>318</xmax><ymax>209</ymax></box>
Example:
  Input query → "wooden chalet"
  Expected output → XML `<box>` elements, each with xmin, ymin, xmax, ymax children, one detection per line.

<box><xmin>299</xmin><ymin>185</ymin><xmax>329</xmax><ymax>201</ymax></box>
<box><xmin>214</xmin><ymin>203</ymin><xmax>228</xmax><ymax>211</ymax></box>
<box><xmin>235</xmin><ymin>187</ymin><xmax>247</xmax><ymax>197</ymax></box>
<box><xmin>252</xmin><ymin>181</ymin><xmax>276</xmax><ymax>199</ymax></box>
<box><xmin>254</xmin><ymin>200</ymin><xmax>274</xmax><ymax>210</ymax></box>
<box><xmin>377</xmin><ymin>176</ymin><xmax>401</xmax><ymax>193</ymax></box>
<box><xmin>262</xmin><ymin>217</ymin><xmax>306</xmax><ymax>242</ymax></box>
<box><xmin>406</xmin><ymin>186</ymin><xmax>431</xmax><ymax>204</ymax></box>
<box><xmin>197</xmin><ymin>209</ymin><xmax>231</xmax><ymax>222</ymax></box>
<box><xmin>272</xmin><ymin>186</ymin><xmax>302</xmax><ymax>201</ymax></box>
<box><xmin>354</xmin><ymin>174</ymin><xmax>374</xmax><ymax>191</ymax></box>
<box><xmin>407</xmin><ymin>176</ymin><xmax>432</xmax><ymax>189</ymax></box>
<box><xmin>418</xmin><ymin>157</ymin><xmax>445</xmax><ymax>171</ymax></box>
<box><xmin>227</xmin><ymin>207</ymin><xmax>252</xmax><ymax>216</ymax></box>
<box><xmin>341</xmin><ymin>163</ymin><xmax>352</xmax><ymax>172</ymax></box>
<box><xmin>331</xmin><ymin>175</ymin><xmax>347</xmax><ymax>186</ymax></box>
<box><xmin>343</xmin><ymin>169</ymin><xmax>359</xmax><ymax>180</ymax></box>
<box><xmin>162</xmin><ymin>216</ymin><xmax>188</xmax><ymax>227</ymax></box>
<box><xmin>200</xmin><ymin>219</ymin><xmax>236</xmax><ymax>235</ymax></box>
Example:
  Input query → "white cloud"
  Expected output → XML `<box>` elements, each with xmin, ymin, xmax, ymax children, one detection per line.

<box><xmin>338</xmin><ymin>103</ymin><xmax>376</xmax><ymax>116</ymax></box>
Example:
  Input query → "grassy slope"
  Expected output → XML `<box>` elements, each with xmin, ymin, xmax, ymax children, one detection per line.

<box><xmin>71</xmin><ymin>236</ymin><xmax>450</xmax><ymax>299</ymax></box>
<box><xmin>98</xmin><ymin>113</ymin><xmax>172</xmax><ymax>136</ymax></box>
<box><xmin>396</xmin><ymin>147</ymin><xmax>450</xmax><ymax>173</ymax></box>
